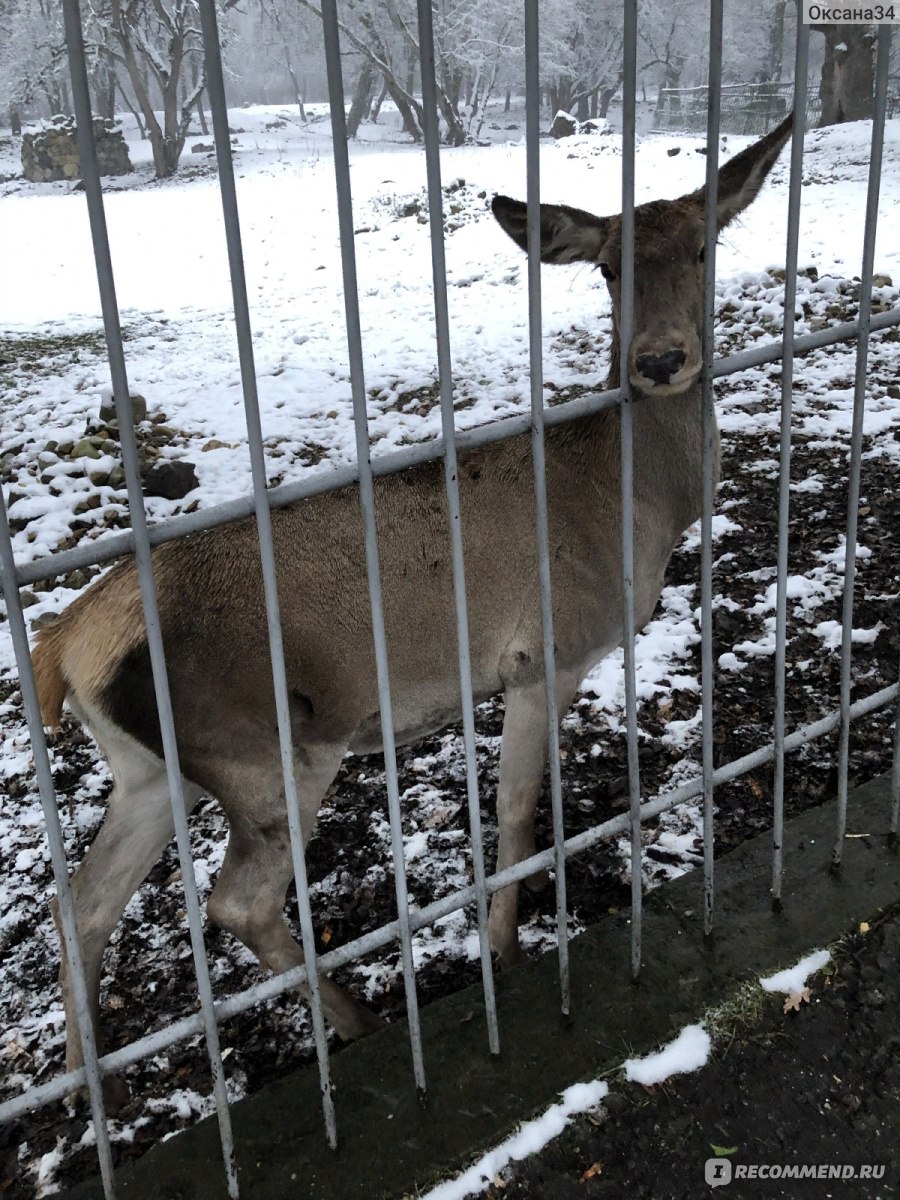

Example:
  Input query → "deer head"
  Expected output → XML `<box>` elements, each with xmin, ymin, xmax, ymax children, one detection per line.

<box><xmin>492</xmin><ymin>114</ymin><xmax>793</xmax><ymax>396</ymax></box>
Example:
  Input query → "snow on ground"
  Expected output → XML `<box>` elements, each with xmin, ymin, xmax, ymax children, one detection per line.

<box><xmin>1</xmin><ymin>106</ymin><xmax>899</xmax><ymax>1193</ymax></box>
<box><xmin>623</xmin><ymin>1024</ymin><xmax>712</xmax><ymax>1085</ymax></box>
<box><xmin>760</xmin><ymin>948</ymin><xmax>832</xmax><ymax>995</ymax></box>
<box><xmin>420</xmin><ymin>1079</ymin><xmax>610</xmax><ymax>1200</ymax></box>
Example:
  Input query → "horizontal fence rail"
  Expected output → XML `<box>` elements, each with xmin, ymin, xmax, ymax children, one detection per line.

<box><xmin>0</xmin><ymin>3</ymin><xmax>896</xmax><ymax>1197</ymax></box>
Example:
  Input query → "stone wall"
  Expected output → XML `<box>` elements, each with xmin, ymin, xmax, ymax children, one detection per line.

<box><xmin>21</xmin><ymin>115</ymin><xmax>132</xmax><ymax>183</ymax></box>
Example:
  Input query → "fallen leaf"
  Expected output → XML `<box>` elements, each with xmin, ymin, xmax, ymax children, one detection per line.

<box><xmin>783</xmin><ymin>987</ymin><xmax>811</xmax><ymax>1013</ymax></box>
<box><xmin>710</xmin><ymin>1144</ymin><xmax>739</xmax><ymax>1157</ymax></box>
<box><xmin>320</xmin><ymin>925</ymin><xmax>333</xmax><ymax>945</ymax></box>
<box><xmin>859</xmin><ymin>921</ymin><xmax>870</xmax><ymax>934</ymax></box>
<box><xmin>581</xmin><ymin>1161</ymin><xmax>603</xmax><ymax>1180</ymax></box>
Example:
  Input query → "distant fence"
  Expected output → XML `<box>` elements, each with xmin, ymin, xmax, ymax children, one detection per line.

<box><xmin>653</xmin><ymin>80</ymin><xmax>817</xmax><ymax>136</ymax></box>
<box><xmin>653</xmin><ymin>75</ymin><xmax>900</xmax><ymax>137</ymax></box>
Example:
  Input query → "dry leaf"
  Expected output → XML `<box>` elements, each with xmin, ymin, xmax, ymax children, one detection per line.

<box><xmin>859</xmin><ymin>922</ymin><xmax>870</xmax><ymax>934</ymax></box>
<box><xmin>581</xmin><ymin>1161</ymin><xmax>603</xmax><ymax>1181</ymax></box>
<box><xmin>320</xmin><ymin>925</ymin><xmax>333</xmax><ymax>945</ymax></box>
<box><xmin>783</xmin><ymin>987</ymin><xmax>811</xmax><ymax>1013</ymax></box>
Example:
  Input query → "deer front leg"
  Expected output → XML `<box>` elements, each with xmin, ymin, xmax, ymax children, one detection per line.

<box><xmin>489</xmin><ymin>672</ymin><xmax>579</xmax><ymax>968</ymax></box>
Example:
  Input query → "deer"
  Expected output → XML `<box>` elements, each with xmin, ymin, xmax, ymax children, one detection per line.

<box><xmin>30</xmin><ymin>115</ymin><xmax>791</xmax><ymax>1105</ymax></box>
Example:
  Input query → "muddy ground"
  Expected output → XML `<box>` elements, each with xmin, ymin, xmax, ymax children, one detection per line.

<box><xmin>485</xmin><ymin>904</ymin><xmax>900</xmax><ymax>1200</ymax></box>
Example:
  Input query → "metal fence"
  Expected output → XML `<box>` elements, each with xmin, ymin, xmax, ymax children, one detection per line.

<box><xmin>0</xmin><ymin>2</ymin><xmax>898</xmax><ymax>1197</ymax></box>
<box><xmin>654</xmin><ymin>72</ymin><xmax>900</xmax><ymax>136</ymax></box>
<box><xmin>653</xmin><ymin>79</ymin><xmax>818</xmax><ymax>135</ymax></box>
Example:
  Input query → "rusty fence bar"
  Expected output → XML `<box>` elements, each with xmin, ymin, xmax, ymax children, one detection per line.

<box><xmin>0</xmin><ymin>2</ymin><xmax>898</xmax><ymax>1195</ymax></box>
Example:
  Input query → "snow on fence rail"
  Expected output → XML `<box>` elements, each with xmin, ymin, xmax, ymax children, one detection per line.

<box><xmin>0</xmin><ymin>1</ymin><xmax>898</xmax><ymax>1196</ymax></box>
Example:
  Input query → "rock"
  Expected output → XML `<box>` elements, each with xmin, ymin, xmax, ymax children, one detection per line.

<box><xmin>549</xmin><ymin>111</ymin><xmax>576</xmax><ymax>139</ymax></box>
<box><xmin>201</xmin><ymin>439</ymin><xmax>230</xmax><ymax>452</ymax></box>
<box><xmin>191</xmin><ymin>143</ymin><xmax>215</xmax><ymax>154</ymax></box>
<box><xmin>70</xmin><ymin>438</ymin><xmax>102</xmax><ymax>460</ymax></box>
<box><xmin>56</xmin><ymin>441</ymin><xmax>74</xmax><ymax>457</ymax></box>
<box><xmin>886</xmin><ymin>385</ymin><xmax>900</xmax><ymax>399</ymax></box>
<box><xmin>143</xmin><ymin>461</ymin><xmax>199</xmax><ymax>500</ymax></box>
<box><xmin>99</xmin><ymin>392</ymin><xmax>147</xmax><ymax>424</ymax></box>
<box><xmin>19</xmin><ymin>590</ymin><xmax>38</xmax><ymax>608</ymax></box>
<box><xmin>872</xmin><ymin>273</ymin><xmax>893</xmax><ymax>288</ymax></box>
<box><xmin>88</xmin><ymin>470</ymin><xmax>110</xmax><ymax>487</ymax></box>
<box><xmin>73</xmin><ymin>494</ymin><xmax>102</xmax><ymax>514</ymax></box>
<box><xmin>21</xmin><ymin>117</ymin><xmax>132</xmax><ymax>183</ymax></box>
<box><xmin>108</xmin><ymin>466</ymin><xmax>127</xmax><ymax>489</ymax></box>
<box><xmin>667</xmin><ymin>146</ymin><xmax>681</xmax><ymax>156</ymax></box>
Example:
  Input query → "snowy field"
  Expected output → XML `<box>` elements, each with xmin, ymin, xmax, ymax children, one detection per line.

<box><xmin>1</xmin><ymin>105</ymin><xmax>899</xmax><ymax>1194</ymax></box>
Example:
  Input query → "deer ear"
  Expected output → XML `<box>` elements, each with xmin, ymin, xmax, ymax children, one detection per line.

<box><xmin>705</xmin><ymin>112</ymin><xmax>793</xmax><ymax>229</ymax></box>
<box><xmin>492</xmin><ymin>195</ymin><xmax>609</xmax><ymax>264</ymax></box>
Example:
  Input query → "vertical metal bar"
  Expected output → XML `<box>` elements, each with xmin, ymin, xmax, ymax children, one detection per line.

<box><xmin>892</xmin><ymin>668</ymin><xmax>900</xmax><ymax>838</ymax></box>
<box><xmin>321</xmin><ymin>0</ymin><xmax>427</xmax><ymax>1092</ymax></box>
<box><xmin>771</xmin><ymin>24</ymin><xmax>809</xmax><ymax>907</ymax></box>
<box><xmin>699</xmin><ymin>0</ymin><xmax>723</xmax><ymax>937</ymax></box>
<box><xmin>524</xmin><ymin>0</ymin><xmax>570</xmax><ymax>1013</ymax></box>
<box><xmin>0</xmin><ymin>515</ymin><xmax>116</xmax><ymax>1197</ymax></box>
<box><xmin>61</xmin><ymin>3</ymin><xmax>239</xmax><ymax>1193</ymax></box>
<box><xmin>833</xmin><ymin>25</ymin><xmax>892</xmax><ymax>869</ymax></box>
<box><xmin>619</xmin><ymin>1</ymin><xmax>642</xmax><ymax>979</ymax></box>
<box><xmin>415</xmin><ymin>0</ymin><xmax>500</xmax><ymax>1056</ymax></box>
<box><xmin>197</xmin><ymin>0</ymin><xmax>339</xmax><ymax>1147</ymax></box>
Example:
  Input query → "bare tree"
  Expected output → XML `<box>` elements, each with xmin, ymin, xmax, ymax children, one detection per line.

<box><xmin>98</xmin><ymin>0</ymin><xmax>231</xmax><ymax>178</ymax></box>
<box><xmin>810</xmin><ymin>23</ymin><xmax>876</xmax><ymax>126</ymax></box>
<box><xmin>540</xmin><ymin>0</ymin><xmax>624</xmax><ymax>121</ymax></box>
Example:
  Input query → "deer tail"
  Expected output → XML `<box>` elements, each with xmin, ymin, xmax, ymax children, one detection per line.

<box><xmin>31</xmin><ymin>620</ymin><xmax>69</xmax><ymax>729</ymax></box>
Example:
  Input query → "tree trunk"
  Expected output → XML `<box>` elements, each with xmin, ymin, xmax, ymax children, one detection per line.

<box><xmin>384</xmin><ymin>76</ymin><xmax>422</xmax><ymax>141</ymax></box>
<box><xmin>575</xmin><ymin>93</ymin><xmax>590</xmax><ymax>122</ymax></box>
<box><xmin>347</xmin><ymin>62</ymin><xmax>375</xmax><ymax>139</ymax></box>
<box><xmin>369</xmin><ymin>81</ymin><xmax>388</xmax><ymax>123</ymax></box>
<box><xmin>812</xmin><ymin>25</ymin><xmax>875</xmax><ymax>126</ymax></box>
<box><xmin>598</xmin><ymin>86</ymin><xmax>616</xmax><ymax>118</ymax></box>
<box><xmin>195</xmin><ymin>94</ymin><xmax>209</xmax><ymax>135</ymax></box>
<box><xmin>504</xmin><ymin>88</ymin><xmax>511</xmax><ymax>113</ymax></box>
<box><xmin>10</xmin><ymin>107</ymin><xmax>22</xmax><ymax>136</ymax></box>
<box><xmin>767</xmin><ymin>0</ymin><xmax>787</xmax><ymax>83</ymax></box>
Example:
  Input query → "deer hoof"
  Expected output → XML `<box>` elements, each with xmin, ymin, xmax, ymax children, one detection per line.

<box><xmin>333</xmin><ymin>1001</ymin><xmax>385</xmax><ymax>1042</ymax></box>
<box><xmin>491</xmin><ymin>941</ymin><xmax>526</xmax><ymax>970</ymax></box>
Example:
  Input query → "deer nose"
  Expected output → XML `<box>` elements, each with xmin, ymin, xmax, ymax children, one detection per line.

<box><xmin>635</xmin><ymin>350</ymin><xmax>686</xmax><ymax>386</ymax></box>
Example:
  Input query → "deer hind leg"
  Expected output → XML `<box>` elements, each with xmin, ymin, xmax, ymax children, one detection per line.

<box><xmin>488</xmin><ymin>670</ymin><xmax>580</xmax><ymax>968</ymax></box>
<box><xmin>206</xmin><ymin>741</ymin><xmax>383</xmax><ymax>1042</ymax></box>
<box><xmin>54</xmin><ymin>700</ymin><xmax>204</xmax><ymax>1110</ymax></box>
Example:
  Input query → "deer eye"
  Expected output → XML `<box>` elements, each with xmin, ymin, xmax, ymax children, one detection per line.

<box><xmin>599</xmin><ymin>262</ymin><xmax>617</xmax><ymax>282</ymax></box>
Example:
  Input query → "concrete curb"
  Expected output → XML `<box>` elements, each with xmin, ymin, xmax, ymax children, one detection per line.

<box><xmin>66</xmin><ymin>772</ymin><xmax>900</xmax><ymax>1199</ymax></box>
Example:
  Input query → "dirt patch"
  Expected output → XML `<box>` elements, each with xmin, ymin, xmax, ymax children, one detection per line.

<box><xmin>486</xmin><ymin>906</ymin><xmax>900</xmax><ymax>1200</ymax></box>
